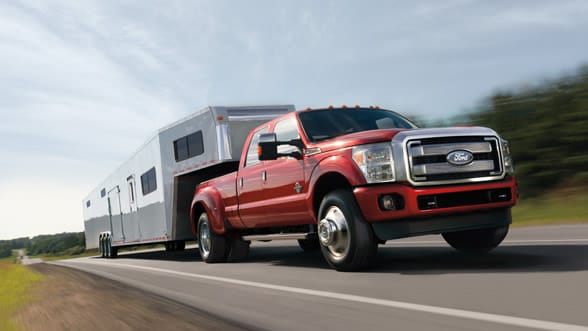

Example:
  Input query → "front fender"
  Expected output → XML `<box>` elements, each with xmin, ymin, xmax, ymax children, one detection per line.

<box><xmin>190</xmin><ymin>186</ymin><xmax>227</xmax><ymax>235</ymax></box>
<box><xmin>306</xmin><ymin>155</ymin><xmax>366</xmax><ymax>213</ymax></box>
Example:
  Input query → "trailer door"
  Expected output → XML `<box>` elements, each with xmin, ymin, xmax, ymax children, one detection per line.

<box><xmin>107</xmin><ymin>186</ymin><xmax>125</xmax><ymax>243</ymax></box>
<box><xmin>126</xmin><ymin>175</ymin><xmax>142</xmax><ymax>241</ymax></box>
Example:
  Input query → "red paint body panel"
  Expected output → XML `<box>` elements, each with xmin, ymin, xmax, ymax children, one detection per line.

<box><xmin>353</xmin><ymin>176</ymin><xmax>517</xmax><ymax>223</ymax></box>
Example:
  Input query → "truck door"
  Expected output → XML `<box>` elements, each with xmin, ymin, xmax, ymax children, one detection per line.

<box><xmin>237</xmin><ymin>126</ymin><xmax>269</xmax><ymax>227</ymax></box>
<box><xmin>126</xmin><ymin>175</ymin><xmax>142</xmax><ymax>241</ymax></box>
<box><xmin>261</xmin><ymin>117</ymin><xmax>312</xmax><ymax>226</ymax></box>
<box><xmin>107</xmin><ymin>186</ymin><xmax>125</xmax><ymax>243</ymax></box>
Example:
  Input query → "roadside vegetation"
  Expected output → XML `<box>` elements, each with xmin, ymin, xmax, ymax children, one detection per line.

<box><xmin>420</xmin><ymin>65</ymin><xmax>588</xmax><ymax>226</ymax></box>
<box><xmin>0</xmin><ymin>252</ymin><xmax>43</xmax><ymax>331</ymax></box>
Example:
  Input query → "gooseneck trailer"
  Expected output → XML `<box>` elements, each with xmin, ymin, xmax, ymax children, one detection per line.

<box><xmin>82</xmin><ymin>105</ymin><xmax>295</xmax><ymax>257</ymax></box>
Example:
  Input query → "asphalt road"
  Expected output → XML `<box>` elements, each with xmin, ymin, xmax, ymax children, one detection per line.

<box><xmin>54</xmin><ymin>224</ymin><xmax>588</xmax><ymax>331</ymax></box>
<box><xmin>17</xmin><ymin>249</ymin><xmax>43</xmax><ymax>265</ymax></box>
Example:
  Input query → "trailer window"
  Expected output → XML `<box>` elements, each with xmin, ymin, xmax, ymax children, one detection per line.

<box><xmin>86</xmin><ymin>200</ymin><xmax>91</xmax><ymax>208</ymax></box>
<box><xmin>141</xmin><ymin>167</ymin><xmax>157</xmax><ymax>196</ymax></box>
<box><xmin>245</xmin><ymin>126</ymin><xmax>269</xmax><ymax>167</ymax></box>
<box><xmin>100</xmin><ymin>188</ymin><xmax>106</xmax><ymax>198</ymax></box>
<box><xmin>174</xmin><ymin>131</ymin><xmax>204</xmax><ymax>162</ymax></box>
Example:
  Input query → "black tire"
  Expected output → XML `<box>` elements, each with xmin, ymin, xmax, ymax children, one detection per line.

<box><xmin>105</xmin><ymin>237</ymin><xmax>111</xmax><ymax>258</ymax></box>
<box><xmin>99</xmin><ymin>236</ymin><xmax>106</xmax><ymax>258</ymax></box>
<box><xmin>197</xmin><ymin>213</ymin><xmax>228</xmax><ymax>263</ymax></box>
<box><xmin>297</xmin><ymin>238</ymin><xmax>320</xmax><ymax>252</ymax></box>
<box><xmin>227</xmin><ymin>237</ymin><xmax>250</xmax><ymax>262</ymax></box>
<box><xmin>317</xmin><ymin>189</ymin><xmax>378</xmax><ymax>271</ymax></box>
<box><xmin>442</xmin><ymin>225</ymin><xmax>509</xmax><ymax>254</ymax></box>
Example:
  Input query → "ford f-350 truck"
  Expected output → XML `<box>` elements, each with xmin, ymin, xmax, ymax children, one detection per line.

<box><xmin>191</xmin><ymin>106</ymin><xmax>517</xmax><ymax>271</ymax></box>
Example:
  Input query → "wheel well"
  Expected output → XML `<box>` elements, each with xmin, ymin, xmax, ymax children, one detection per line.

<box><xmin>312</xmin><ymin>172</ymin><xmax>352</xmax><ymax>218</ymax></box>
<box><xmin>191</xmin><ymin>202</ymin><xmax>206</xmax><ymax>234</ymax></box>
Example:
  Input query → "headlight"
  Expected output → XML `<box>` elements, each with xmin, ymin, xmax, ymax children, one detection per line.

<box><xmin>501</xmin><ymin>139</ymin><xmax>515</xmax><ymax>175</ymax></box>
<box><xmin>352</xmin><ymin>143</ymin><xmax>395</xmax><ymax>183</ymax></box>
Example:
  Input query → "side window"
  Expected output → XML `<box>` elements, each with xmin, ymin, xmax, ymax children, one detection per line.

<box><xmin>273</xmin><ymin>117</ymin><xmax>300</xmax><ymax>154</ymax></box>
<box><xmin>174</xmin><ymin>131</ymin><xmax>204</xmax><ymax>162</ymax></box>
<box><xmin>141</xmin><ymin>167</ymin><xmax>157</xmax><ymax>196</ymax></box>
<box><xmin>245</xmin><ymin>126</ymin><xmax>269</xmax><ymax>167</ymax></box>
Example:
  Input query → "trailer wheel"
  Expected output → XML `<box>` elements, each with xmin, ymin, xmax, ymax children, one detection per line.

<box><xmin>227</xmin><ymin>237</ymin><xmax>250</xmax><ymax>262</ymax></box>
<box><xmin>99</xmin><ymin>236</ymin><xmax>105</xmax><ymax>258</ymax></box>
<box><xmin>318</xmin><ymin>190</ymin><xmax>377</xmax><ymax>271</ymax></box>
<box><xmin>197</xmin><ymin>213</ymin><xmax>227</xmax><ymax>263</ymax></box>
<box><xmin>442</xmin><ymin>225</ymin><xmax>509</xmax><ymax>254</ymax></box>
<box><xmin>297</xmin><ymin>238</ymin><xmax>320</xmax><ymax>252</ymax></box>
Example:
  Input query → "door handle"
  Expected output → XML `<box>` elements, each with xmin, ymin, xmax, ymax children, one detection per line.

<box><xmin>262</xmin><ymin>171</ymin><xmax>267</xmax><ymax>182</ymax></box>
<box><xmin>239</xmin><ymin>178</ymin><xmax>244</xmax><ymax>187</ymax></box>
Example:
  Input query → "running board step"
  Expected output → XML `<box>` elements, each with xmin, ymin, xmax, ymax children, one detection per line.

<box><xmin>242</xmin><ymin>233</ymin><xmax>316</xmax><ymax>241</ymax></box>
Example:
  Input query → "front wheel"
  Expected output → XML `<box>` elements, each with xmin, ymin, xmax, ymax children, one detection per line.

<box><xmin>197</xmin><ymin>213</ymin><xmax>227</xmax><ymax>263</ymax></box>
<box><xmin>442</xmin><ymin>225</ymin><xmax>509</xmax><ymax>254</ymax></box>
<box><xmin>317</xmin><ymin>190</ymin><xmax>377</xmax><ymax>271</ymax></box>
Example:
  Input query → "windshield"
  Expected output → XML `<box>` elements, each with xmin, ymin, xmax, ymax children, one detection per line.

<box><xmin>298</xmin><ymin>108</ymin><xmax>417</xmax><ymax>142</ymax></box>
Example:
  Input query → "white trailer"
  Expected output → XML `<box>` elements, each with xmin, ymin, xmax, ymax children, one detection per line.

<box><xmin>83</xmin><ymin>105</ymin><xmax>295</xmax><ymax>257</ymax></box>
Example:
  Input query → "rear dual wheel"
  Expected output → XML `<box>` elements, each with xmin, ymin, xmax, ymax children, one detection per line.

<box><xmin>197</xmin><ymin>213</ymin><xmax>250</xmax><ymax>263</ymax></box>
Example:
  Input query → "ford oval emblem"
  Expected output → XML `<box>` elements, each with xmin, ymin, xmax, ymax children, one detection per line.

<box><xmin>446</xmin><ymin>150</ymin><xmax>474</xmax><ymax>166</ymax></box>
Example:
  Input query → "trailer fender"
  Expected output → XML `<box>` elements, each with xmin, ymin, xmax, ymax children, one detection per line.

<box><xmin>191</xmin><ymin>186</ymin><xmax>227</xmax><ymax>235</ymax></box>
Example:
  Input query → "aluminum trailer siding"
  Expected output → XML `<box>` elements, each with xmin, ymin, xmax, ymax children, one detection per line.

<box><xmin>83</xmin><ymin>105</ymin><xmax>295</xmax><ymax>250</ymax></box>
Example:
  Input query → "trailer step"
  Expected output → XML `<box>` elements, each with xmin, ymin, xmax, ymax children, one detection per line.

<box><xmin>242</xmin><ymin>233</ymin><xmax>316</xmax><ymax>241</ymax></box>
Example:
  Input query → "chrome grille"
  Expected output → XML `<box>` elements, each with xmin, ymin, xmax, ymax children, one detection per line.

<box><xmin>407</xmin><ymin>136</ymin><xmax>502</xmax><ymax>183</ymax></box>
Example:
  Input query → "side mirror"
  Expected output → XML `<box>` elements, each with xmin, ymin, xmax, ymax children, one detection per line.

<box><xmin>258</xmin><ymin>133</ymin><xmax>278</xmax><ymax>160</ymax></box>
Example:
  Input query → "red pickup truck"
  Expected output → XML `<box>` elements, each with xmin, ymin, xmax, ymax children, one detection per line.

<box><xmin>190</xmin><ymin>106</ymin><xmax>517</xmax><ymax>271</ymax></box>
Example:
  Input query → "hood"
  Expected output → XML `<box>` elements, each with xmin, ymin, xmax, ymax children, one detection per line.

<box><xmin>310</xmin><ymin>129</ymin><xmax>405</xmax><ymax>152</ymax></box>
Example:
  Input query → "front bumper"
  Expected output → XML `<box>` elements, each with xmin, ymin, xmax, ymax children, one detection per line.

<box><xmin>353</xmin><ymin>176</ymin><xmax>517</xmax><ymax>235</ymax></box>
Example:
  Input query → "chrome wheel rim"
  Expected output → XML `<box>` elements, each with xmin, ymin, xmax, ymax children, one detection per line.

<box><xmin>199</xmin><ymin>218</ymin><xmax>211</xmax><ymax>258</ymax></box>
<box><xmin>318</xmin><ymin>206</ymin><xmax>350</xmax><ymax>260</ymax></box>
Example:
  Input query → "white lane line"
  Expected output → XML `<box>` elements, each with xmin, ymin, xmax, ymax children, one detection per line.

<box><xmin>386</xmin><ymin>239</ymin><xmax>588</xmax><ymax>245</ymax></box>
<box><xmin>62</xmin><ymin>260</ymin><xmax>588</xmax><ymax>331</ymax></box>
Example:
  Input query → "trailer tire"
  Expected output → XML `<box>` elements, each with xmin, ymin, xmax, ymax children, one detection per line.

<box><xmin>442</xmin><ymin>225</ymin><xmax>509</xmax><ymax>254</ymax></box>
<box><xmin>197</xmin><ymin>213</ymin><xmax>227</xmax><ymax>263</ymax></box>
<box><xmin>297</xmin><ymin>238</ymin><xmax>320</xmax><ymax>252</ymax></box>
<box><xmin>318</xmin><ymin>189</ymin><xmax>378</xmax><ymax>271</ymax></box>
<box><xmin>99</xmin><ymin>236</ymin><xmax>105</xmax><ymax>258</ymax></box>
<box><xmin>227</xmin><ymin>237</ymin><xmax>250</xmax><ymax>262</ymax></box>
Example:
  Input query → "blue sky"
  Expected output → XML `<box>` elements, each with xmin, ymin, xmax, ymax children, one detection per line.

<box><xmin>1</xmin><ymin>0</ymin><xmax>588</xmax><ymax>239</ymax></box>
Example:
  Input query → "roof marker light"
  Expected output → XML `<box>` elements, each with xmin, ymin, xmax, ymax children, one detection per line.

<box><xmin>341</xmin><ymin>104</ymin><xmax>348</xmax><ymax>109</ymax></box>
<box><xmin>355</xmin><ymin>104</ymin><xmax>361</xmax><ymax>109</ymax></box>
<box><xmin>328</xmin><ymin>105</ymin><xmax>334</xmax><ymax>109</ymax></box>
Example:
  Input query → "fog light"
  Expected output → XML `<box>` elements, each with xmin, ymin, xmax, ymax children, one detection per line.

<box><xmin>379</xmin><ymin>195</ymin><xmax>396</xmax><ymax>211</ymax></box>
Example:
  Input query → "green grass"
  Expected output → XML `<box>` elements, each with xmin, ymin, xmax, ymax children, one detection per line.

<box><xmin>0</xmin><ymin>260</ymin><xmax>43</xmax><ymax>331</ymax></box>
<box><xmin>512</xmin><ymin>191</ymin><xmax>588</xmax><ymax>227</ymax></box>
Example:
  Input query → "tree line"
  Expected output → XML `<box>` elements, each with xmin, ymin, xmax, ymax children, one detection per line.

<box><xmin>0</xmin><ymin>232</ymin><xmax>86</xmax><ymax>258</ymax></box>
<box><xmin>466</xmin><ymin>66</ymin><xmax>588</xmax><ymax>197</ymax></box>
